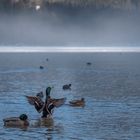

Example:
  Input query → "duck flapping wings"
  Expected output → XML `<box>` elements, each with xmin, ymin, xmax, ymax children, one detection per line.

<box><xmin>25</xmin><ymin>95</ymin><xmax>66</xmax><ymax>113</ymax></box>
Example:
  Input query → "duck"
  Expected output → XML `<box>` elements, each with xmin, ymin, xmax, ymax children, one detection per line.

<box><xmin>36</xmin><ymin>91</ymin><xmax>44</xmax><ymax>98</ymax></box>
<box><xmin>26</xmin><ymin>95</ymin><xmax>66</xmax><ymax>111</ymax></box>
<box><xmin>25</xmin><ymin>87</ymin><xmax>52</xmax><ymax>113</ymax></box>
<box><xmin>63</xmin><ymin>84</ymin><xmax>71</xmax><ymax>90</ymax></box>
<box><xmin>86</xmin><ymin>62</ymin><xmax>92</xmax><ymax>65</ymax></box>
<box><xmin>69</xmin><ymin>98</ymin><xmax>85</xmax><ymax>107</ymax></box>
<box><xmin>39</xmin><ymin>66</ymin><xmax>44</xmax><ymax>69</ymax></box>
<box><xmin>25</xmin><ymin>87</ymin><xmax>66</xmax><ymax>113</ymax></box>
<box><xmin>3</xmin><ymin>114</ymin><xmax>29</xmax><ymax>127</ymax></box>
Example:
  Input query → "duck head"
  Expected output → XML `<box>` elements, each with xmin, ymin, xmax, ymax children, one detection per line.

<box><xmin>36</xmin><ymin>91</ymin><xmax>44</xmax><ymax>98</ymax></box>
<box><xmin>69</xmin><ymin>84</ymin><xmax>72</xmax><ymax>87</ymax></box>
<box><xmin>19</xmin><ymin>114</ymin><xmax>28</xmax><ymax>121</ymax></box>
<box><xmin>46</xmin><ymin>87</ymin><xmax>52</xmax><ymax>96</ymax></box>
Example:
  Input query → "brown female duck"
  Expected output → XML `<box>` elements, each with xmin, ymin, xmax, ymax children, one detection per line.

<box><xmin>69</xmin><ymin>98</ymin><xmax>85</xmax><ymax>107</ymax></box>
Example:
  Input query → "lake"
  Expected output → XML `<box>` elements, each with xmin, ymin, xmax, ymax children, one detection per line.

<box><xmin>0</xmin><ymin>52</ymin><xmax>139</xmax><ymax>140</ymax></box>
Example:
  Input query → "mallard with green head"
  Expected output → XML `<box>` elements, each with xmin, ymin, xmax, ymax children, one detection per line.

<box><xmin>25</xmin><ymin>87</ymin><xmax>66</xmax><ymax>115</ymax></box>
<box><xmin>3</xmin><ymin>114</ymin><xmax>29</xmax><ymax>127</ymax></box>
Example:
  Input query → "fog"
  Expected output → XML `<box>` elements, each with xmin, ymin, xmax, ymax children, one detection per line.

<box><xmin>0</xmin><ymin>9</ymin><xmax>140</xmax><ymax>47</ymax></box>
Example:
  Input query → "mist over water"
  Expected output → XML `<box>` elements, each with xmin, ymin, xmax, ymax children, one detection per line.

<box><xmin>0</xmin><ymin>8</ymin><xmax>140</xmax><ymax>46</ymax></box>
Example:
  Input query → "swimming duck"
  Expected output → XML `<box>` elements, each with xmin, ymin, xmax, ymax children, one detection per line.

<box><xmin>69</xmin><ymin>98</ymin><xmax>85</xmax><ymax>107</ymax></box>
<box><xmin>63</xmin><ymin>84</ymin><xmax>71</xmax><ymax>90</ymax></box>
<box><xmin>86</xmin><ymin>62</ymin><xmax>92</xmax><ymax>65</ymax></box>
<box><xmin>39</xmin><ymin>66</ymin><xmax>44</xmax><ymax>69</ymax></box>
<box><xmin>3</xmin><ymin>114</ymin><xmax>29</xmax><ymax>127</ymax></box>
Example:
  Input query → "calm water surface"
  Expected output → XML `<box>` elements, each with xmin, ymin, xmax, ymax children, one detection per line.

<box><xmin>0</xmin><ymin>53</ymin><xmax>140</xmax><ymax>140</ymax></box>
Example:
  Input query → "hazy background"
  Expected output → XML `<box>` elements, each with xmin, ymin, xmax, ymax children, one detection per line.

<box><xmin>0</xmin><ymin>0</ymin><xmax>140</xmax><ymax>47</ymax></box>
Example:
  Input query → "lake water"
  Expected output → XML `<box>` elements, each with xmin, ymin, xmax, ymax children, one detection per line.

<box><xmin>0</xmin><ymin>52</ymin><xmax>139</xmax><ymax>140</ymax></box>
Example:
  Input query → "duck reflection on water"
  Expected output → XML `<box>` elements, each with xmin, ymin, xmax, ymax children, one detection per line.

<box><xmin>31</xmin><ymin>117</ymin><xmax>54</xmax><ymax>127</ymax></box>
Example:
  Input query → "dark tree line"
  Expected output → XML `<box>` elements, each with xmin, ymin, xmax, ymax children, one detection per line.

<box><xmin>0</xmin><ymin>0</ymin><xmax>140</xmax><ymax>13</ymax></box>
<box><xmin>0</xmin><ymin>0</ymin><xmax>11</xmax><ymax>10</ymax></box>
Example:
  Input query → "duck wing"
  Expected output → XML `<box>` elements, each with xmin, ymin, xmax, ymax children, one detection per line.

<box><xmin>3</xmin><ymin>117</ymin><xmax>19</xmax><ymax>122</ymax></box>
<box><xmin>69</xmin><ymin>99</ymin><xmax>79</xmax><ymax>104</ymax></box>
<box><xmin>51</xmin><ymin>98</ymin><xmax>66</xmax><ymax>107</ymax></box>
<box><xmin>25</xmin><ymin>96</ymin><xmax>36</xmax><ymax>105</ymax></box>
<box><xmin>25</xmin><ymin>96</ymin><xmax>44</xmax><ymax>105</ymax></box>
<box><xmin>25</xmin><ymin>95</ymin><xmax>44</xmax><ymax>113</ymax></box>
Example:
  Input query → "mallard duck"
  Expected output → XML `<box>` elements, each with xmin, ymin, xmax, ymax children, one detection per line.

<box><xmin>69</xmin><ymin>98</ymin><xmax>85</xmax><ymax>107</ymax></box>
<box><xmin>25</xmin><ymin>87</ymin><xmax>52</xmax><ymax>113</ymax></box>
<box><xmin>26</xmin><ymin>87</ymin><xmax>66</xmax><ymax>112</ymax></box>
<box><xmin>26</xmin><ymin>86</ymin><xmax>66</xmax><ymax>118</ymax></box>
<box><xmin>26</xmin><ymin>96</ymin><xmax>66</xmax><ymax>110</ymax></box>
<box><xmin>63</xmin><ymin>84</ymin><xmax>71</xmax><ymax>90</ymax></box>
<box><xmin>3</xmin><ymin>114</ymin><xmax>29</xmax><ymax>127</ymax></box>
